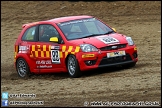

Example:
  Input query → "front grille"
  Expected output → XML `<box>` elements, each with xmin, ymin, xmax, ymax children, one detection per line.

<box><xmin>100</xmin><ymin>44</ymin><xmax>127</xmax><ymax>51</ymax></box>
<box><xmin>99</xmin><ymin>53</ymin><xmax>132</xmax><ymax>66</ymax></box>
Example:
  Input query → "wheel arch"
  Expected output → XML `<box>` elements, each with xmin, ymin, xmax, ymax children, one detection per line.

<box><xmin>65</xmin><ymin>54</ymin><xmax>82</xmax><ymax>78</ymax></box>
<box><xmin>16</xmin><ymin>55</ymin><xmax>32</xmax><ymax>72</ymax></box>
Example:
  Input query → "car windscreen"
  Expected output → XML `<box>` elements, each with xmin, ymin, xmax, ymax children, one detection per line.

<box><xmin>57</xmin><ymin>18</ymin><xmax>114</xmax><ymax>40</ymax></box>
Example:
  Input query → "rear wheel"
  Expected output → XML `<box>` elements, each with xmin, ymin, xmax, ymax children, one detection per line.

<box><xmin>16</xmin><ymin>58</ymin><xmax>31</xmax><ymax>78</ymax></box>
<box><xmin>67</xmin><ymin>55</ymin><xmax>82</xmax><ymax>78</ymax></box>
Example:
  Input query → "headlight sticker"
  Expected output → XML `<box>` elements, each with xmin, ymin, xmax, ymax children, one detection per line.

<box><xmin>97</xmin><ymin>36</ymin><xmax>119</xmax><ymax>44</ymax></box>
<box><xmin>82</xmin><ymin>54</ymin><xmax>95</xmax><ymax>58</ymax></box>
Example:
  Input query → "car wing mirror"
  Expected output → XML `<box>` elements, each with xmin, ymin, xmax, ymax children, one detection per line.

<box><xmin>112</xmin><ymin>28</ymin><xmax>116</xmax><ymax>32</ymax></box>
<box><xmin>49</xmin><ymin>37</ymin><xmax>58</xmax><ymax>43</ymax></box>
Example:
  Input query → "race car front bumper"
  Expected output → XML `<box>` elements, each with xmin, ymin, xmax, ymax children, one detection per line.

<box><xmin>76</xmin><ymin>45</ymin><xmax>138</xmax><ymax>71</ymax></box>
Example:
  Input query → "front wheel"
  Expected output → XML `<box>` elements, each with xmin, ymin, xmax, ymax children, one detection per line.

<box><xmin>67</xmin><ymin>55</ymin><xmax>82</xmax><ymax>78</ymax></box>
<box><xmin>16</xmin><ymin>58</ymin><xmax>31</xmax><ymax>78</ymax></box>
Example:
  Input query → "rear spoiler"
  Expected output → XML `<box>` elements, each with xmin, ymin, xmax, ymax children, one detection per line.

<box><xmin>22</xmin><ymin>22</ymin><xmax>39</xmax><ymax>28</ymax></box>
<box><xmin>22</xmin><ymin>24</ymin><xmax>27</xmax><ymax>28</ymax></box>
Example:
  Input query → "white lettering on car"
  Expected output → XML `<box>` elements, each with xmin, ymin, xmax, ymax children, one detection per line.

<box><xmin>36</xmin><ymin>60</ymin><xmax>52</xmax><ymax>64</ymax></box>
<box><xmin>19</xmin><ymin>46</ymin><xmax>29</xmax><ymax>53</ymax></box>
<box><xmin>59</xmin><ymin>18</ymin><xmax>95</xmax><ymax>26</ymax></box>
<box><xmin>37</xmin><ymin>65</ymin><xmax>52</xmax><ymax>68</ymax></box>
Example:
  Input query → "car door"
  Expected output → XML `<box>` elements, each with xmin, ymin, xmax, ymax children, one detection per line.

<box><xmin>35</xmin><ymin>24</ymin><xmax>64</xmax><ymax>72</ymax></box>
<box><xmin>19</xmin><ymin>25</ymin><xmax>38</xmax><ymax>71</ymax></box>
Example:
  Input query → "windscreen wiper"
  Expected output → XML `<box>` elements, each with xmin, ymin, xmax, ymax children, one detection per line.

<box><xmin>81</xmin><ymin>34</ymin><xmax>101</xmax><ymax>38</ymax></box>
<box><xmin>102</xmin><ymin>31</ymin><xmax>114</xmax><ymax>35</ymax></box>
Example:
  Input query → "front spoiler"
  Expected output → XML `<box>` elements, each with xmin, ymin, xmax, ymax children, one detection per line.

<box><xmin>98</xmin><ymin>60</ymin><xmax>135</xmax><ymax>68</ymax></box>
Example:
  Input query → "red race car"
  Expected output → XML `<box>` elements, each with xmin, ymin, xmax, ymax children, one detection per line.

<box><xmin>14</xmin><ymin>15</ymin><xmax>138</xmax><ymax>78</ymax></box>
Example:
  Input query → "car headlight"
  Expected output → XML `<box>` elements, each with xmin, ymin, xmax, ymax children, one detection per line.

<box><xmin>80</xmin><ymin>44</ymin><xmax>98</xmax><ymax>52</ymax></box>
<box><xmin>126</xmin><ymin>36</ymin><xmax>134</xmax><ymax>46</ymax></box>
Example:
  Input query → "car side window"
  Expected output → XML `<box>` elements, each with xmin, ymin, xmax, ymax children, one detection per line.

<box><xmin>22</xmin><ymin>26</ymin><xmax>36</xmax><ymax>41</ymax></box>
<box><xmin>39</xmin><ymin>24</ymin><xmax>60</xmax><ymax>42</ymax></box>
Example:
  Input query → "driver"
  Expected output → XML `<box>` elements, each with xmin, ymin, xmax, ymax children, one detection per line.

<box><xmin>39</xmin><ymin>25</ymin><xmax>50</xmax><ymax>41</ymax></box>
<box><xmin>61</xmin><ymin>26</ymin><xmax>71</xmax><ymax>37</ymax></box>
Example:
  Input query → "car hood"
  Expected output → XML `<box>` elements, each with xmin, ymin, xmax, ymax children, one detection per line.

<box><xmin>69</xmin><ymin>33</ymin><xmax>128</xmax><ymax>48</ymax></box>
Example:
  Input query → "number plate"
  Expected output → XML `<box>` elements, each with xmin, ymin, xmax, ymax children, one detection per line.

<box><xmin>107</xmin><ymin>51</ymin><xmax>126</xmax><ymax>58</ymax></box>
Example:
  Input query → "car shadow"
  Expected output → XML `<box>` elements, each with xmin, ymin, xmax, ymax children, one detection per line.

<box><xmin>28</xmin><ymin>72</ymin><xmax>69</xmax><ymax>80</ymax></box>
<box><xmin>8</xmin><ymin>67</ymin><xmax>124</xmax><ymax>80</ymax></box>
<box><xmin>81</xmin><ymin>66</ymin><xmax>125</xmax><ymax>78</ymax></box>
<box><xmin>7</xmin><ymin>62</ymin><xmax>146</xmax><ymax>80</ymax></box>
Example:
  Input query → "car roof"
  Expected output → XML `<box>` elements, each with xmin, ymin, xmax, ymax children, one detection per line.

<box><xmin>47</xmin><ymin>15</ymin><xmax>93</xmax><ymax>23</ymax></box>
<box><xmin>22</xmin><ymin>15</ymin><xmax>93</xmax><ymax>28</ymax></box>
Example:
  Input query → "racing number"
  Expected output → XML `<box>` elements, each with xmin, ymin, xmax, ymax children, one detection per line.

<box><xmin>51</xmin><ymin>50</ymin><xmax>60</xmax><ymax>63</ymax></box>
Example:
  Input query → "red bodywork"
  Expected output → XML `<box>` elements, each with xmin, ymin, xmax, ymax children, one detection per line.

<box><xmin>14</xmin><ymin>15</ymin><xmax>138</xmax><ymax>74</ymax></box>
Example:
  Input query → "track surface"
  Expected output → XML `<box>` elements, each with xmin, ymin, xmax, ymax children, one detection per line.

<box><xmin>1</xmin><ymin>1</ymin><xmax>161</xmax><ymax>107</ymax></box>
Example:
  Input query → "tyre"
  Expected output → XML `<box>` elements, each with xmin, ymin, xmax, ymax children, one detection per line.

<box><xmin>16</xmin><ymin>58</ymin><xmax>31</xmax><ymax>78</ymax></box>
<box><xmin>67</xmin><ymin>55</ymin><xmax>82</xmax><ymax>78</ymax></box>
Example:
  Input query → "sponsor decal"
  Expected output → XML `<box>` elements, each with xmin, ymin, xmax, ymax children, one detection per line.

<box><xmin>19</xmin><ymin>45</ymin><xmax>29</xmax><ymax>53</ymax></box>
<box><xmin>51</xmin><ymin>45</ymin><xmax>60</xmax><ymax>50</ymax></box>
<box><xmin>37</xmin><ymin>65</ymin><xmax>52</xmax><ymax>68</ymax></box>
<box><xmin>59</xmin><ymin>18</ymin><xmax>95</xmax><ymax>26</ymax></box>
<box><xmin>82</xmin><ymin>54</ymin><xmax>95</xmax><ymax>58</ymax></box>
<box><xmin>36</xmin><ymin>60</ymin><xmax>52</xmax><ymax>64</ymax></box>
<box><xmin>107</xmin><ymin>50</ymin><xmax>126</xmax><ymax>58</ymax></box>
